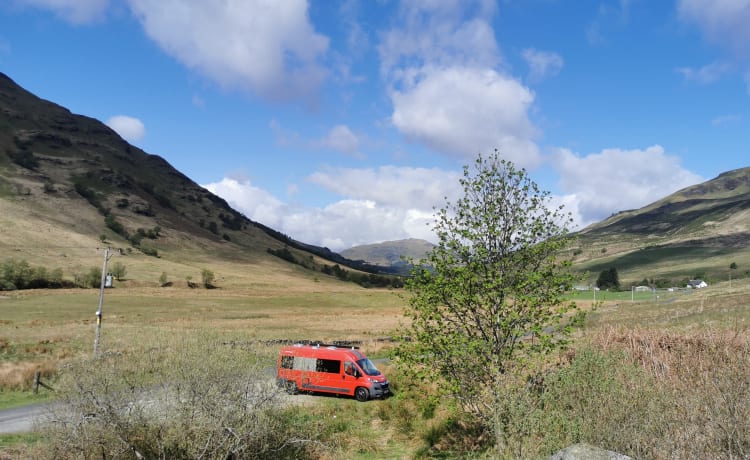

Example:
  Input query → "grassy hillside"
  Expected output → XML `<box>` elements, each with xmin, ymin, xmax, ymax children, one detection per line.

<box><xmin>340</xmin><ymin>238</ymin><xmax>435</xmax><ymax>272</ymax></box>
<box><xmin>571</xmin><ymin>167</ymin><xmax>750</xmax><ymax>285</ymax></box>
<box><xmin>0</xmin><ymin>72</ymin><xmax>397</xmax><ymax>288</ymax></box>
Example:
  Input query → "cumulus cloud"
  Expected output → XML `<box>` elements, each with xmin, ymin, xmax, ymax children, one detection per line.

<box><xmin>106</xmin><ymin>115</ymin><xmax>145</xmax><ymax>143</ymax></box>
<box><xmin>203</xmin><ymin>169</ymin><xmax>451</xmax><ymax>251</ymax></box>
<box><xmin>378</xmin><ymin>1</ymin><xmax>500</xmax><ymax>78</ymax></box>
<box><xmin>677</xmin><ymin>0</ymin><xmax>750</xmax><ymax>56</ymax></box>
<box><xmin>550</xmin><ymin>145</ymin><xmax>703</xmax><ymax>227</ymax></box>
<box><xmin>14</xmin><ymin>0</ymin><xmax>109</xmax><ymax>24</ymax></box>
<box><xmin>308</xmin><ymin>165</ymin><xmax>461</xmax><ymax>210</ymax></box>
<box><xmin>202</xmin><ymin>177</ymin><xmax>287</xmax><ymax>230</ymax></box>
<box><xmin>317</xmin><ymin>125</ymin><xmax>362</xmax><ymax>157</ymax></box>
<box><xmin>127</xmin><ymin>0</ymin><xmax>329</xmax><ymax>103</ymax></box>
<box><xmin>521</xmin><ymin>48</ymin><xmax>564</xmax><ymax>83</ymax></box>
<box><xmin>390</xmin><ymin>67</ymin><xmax>540</xmax><ymax>167</ymax></box>
<box><xmin>379</xmin><ymin>1</ymin><xmax>540</xmax><ymax>168</ymax></box>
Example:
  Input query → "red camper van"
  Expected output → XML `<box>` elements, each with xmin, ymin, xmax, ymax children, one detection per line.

<box><xmin>276</xmin><ymin>343</ymin><xmax>390</xmax><ymax>402</ymax></box>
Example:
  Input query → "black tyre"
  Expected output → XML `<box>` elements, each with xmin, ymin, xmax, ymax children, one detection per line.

<box><xmin>355</xmin><ymin>387</ymin><xmax>369</xmax><ymax>402</ymax></box>
<box><xmin>285</xmin><ymin>380</ymin><xmax>298</xmax><ymax>395</ymax></box>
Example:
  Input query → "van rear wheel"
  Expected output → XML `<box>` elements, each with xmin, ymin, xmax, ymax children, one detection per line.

<box><xmin>355</xmin><ymin>387</ymin><xmax>369</xmax><ymax>402</ymax></box>
<box><xmin>285</xmin><ymin>380</ymin><xmax>298</xmax><ymax>395</ymax></box>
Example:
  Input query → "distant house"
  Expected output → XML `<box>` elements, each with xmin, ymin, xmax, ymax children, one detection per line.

<box><xmin>687</xmin><ymin>279</ymin><xmax>708</xmax><ymax>289</ymax></box>
<box><xmin>634</xmin><ymin>285</ymin><xmax>651</xmax><ymax>292</ymax></box>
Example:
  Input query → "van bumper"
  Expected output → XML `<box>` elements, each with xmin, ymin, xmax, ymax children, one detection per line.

<box><xmin>370</xmin><ymin>380</ymin><xmax>391</xmax><ymax>398</ymax></box>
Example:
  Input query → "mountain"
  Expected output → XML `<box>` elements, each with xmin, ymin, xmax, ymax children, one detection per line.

<box><xmin>2</xmin><ymin>71</ymin><xmax>749</xmax><ymax>288</ymax></box>
<box><xmin>0</xmin><ymin>72</ymin><xmax>391</xmax><ymax>287</ymax></box>
<box><xmin>572</xmin><ymin>166</ymin><xmax>750</xmax><ymax>284</ymax></box>
<box><xmin>341</xmin><ymin>238</ymin><xmax>435</xmax><ymax>269</ymax></box>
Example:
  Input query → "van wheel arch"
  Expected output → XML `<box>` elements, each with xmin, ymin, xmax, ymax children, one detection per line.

<box><xmin>285</xmin><ymin>380</ymin><xmax>298</xmax><ymax>395</ymax></box>
<box><xmin>355</xmin><ymin>386</ymin><xmax>369</xmax><ymax>402</ymax></box>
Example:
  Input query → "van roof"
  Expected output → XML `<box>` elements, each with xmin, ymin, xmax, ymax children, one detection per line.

<box><xmin>280</xmin><ymin>343</ymin><xmax>366</xmax><ymax>360</ymax></box>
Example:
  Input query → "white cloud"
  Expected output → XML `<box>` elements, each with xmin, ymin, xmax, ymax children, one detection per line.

<box><xmin>308</xmin><ymin>165</ymin><xmax>461</xmax><ymax>210</ymax></box>
<box><xmin>283</xmin><ymin>199</ymin><xmax>423</xmax><ymax>251</ymax></box>
<box><xmin>521</xmin><ymin>48</ymin><xmax>564</xmax><ymax>83</ymax></box>
<box><xmin>550</xmin><ymin>145</ymin><xmax>703</xmax><ymax>227</ymax></box>
<box><xmin>13</xmin><ymin>0</ymin><xmax>109</xmax><ymax>24</ymax></box>
<box><xmin>378</xmin><ymin>2</ymin><xmax>500</xmax><ymax>79</ymax></box>
<box><xmin>379</xmin><ymin>1</ymin><xmax>540</xmax><ymax>168</ymax></box>
<box><xmin>678</xmin><ymin>0</ymin><xmax>750</xmax><ymax>56</ymax></box>
<box><xmin>127</xmin><ymin>0</ymin><xmax>329</xmax><ymax>103</ymax></box>
<box><xmin>106</xmin><ymin>115</ymin><xmax>145</xmax><ymax>143</ymax></box>
<box><xmin>676</xmin><ymin>61</ymin><xmax>733</xmax><ymax>84</ymax></box>
<box><xmin>203</xmin><ymin>177</ymin><xmax>286</xmax><ymax>230</ymax></box>
<box><xmin>390</xmin><ymin>67</ymin><xmax>540</xmax><ymax>167</ymax></box>
<box><xmin>203</xmin><ymin>169</ymin><xmax>451</xmax><ymax>251</ymax></box>
<box><xmin>317</xmin><ymin>125</ymin><xmax>362</xmax><ymax>157</ymax></box>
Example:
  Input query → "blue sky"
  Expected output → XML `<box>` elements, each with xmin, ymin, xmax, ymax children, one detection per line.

<box><xmin>1</xmin><ymin>0</ymin><xmax>748</xmax><ymax>251</ymax></box>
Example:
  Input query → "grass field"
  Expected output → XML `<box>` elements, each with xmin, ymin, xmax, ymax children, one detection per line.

<box><xmin>3</xmin><ymin>275</ymin><xmax>750</xmax><ymax>458</ymax></box>
<box><xmin>0</xmin><ymin>282</ymin><xmax>405</xmax><ymax>391</ymax></box>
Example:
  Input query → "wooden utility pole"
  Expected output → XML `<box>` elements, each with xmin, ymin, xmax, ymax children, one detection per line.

<box><xmin>93</xmin><ymin>247</ymin><xmax>112</xmax><ymax>357</ymax></box>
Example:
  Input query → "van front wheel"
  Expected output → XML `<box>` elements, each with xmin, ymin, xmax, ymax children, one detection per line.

<box><xmin>355</xmin><ymin>387</ymin><xmax>369</xmax><ymax>402</ymax></box>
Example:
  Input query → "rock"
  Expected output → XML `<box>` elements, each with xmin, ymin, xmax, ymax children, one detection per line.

<box><xmin>548</xmin><ymin>443</ymin><xmax>633</xmax><ymax>460</ymax></box>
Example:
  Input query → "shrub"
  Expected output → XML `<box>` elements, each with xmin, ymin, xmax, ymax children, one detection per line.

<box><xmin>38</xmin><ymin>334</ymin><xmax>322</xmax><ymax>459</ymax></box>
<box><xmin>105</xmin><ymin>214</ymin><xmax>127</xmax><ymax>238</ymax></box>
<box><xmin>0</xmin><ymin>259</ymin><xmax>69</xmax><ymax>290</ymax></box>
<box><xmin>85</xmin><ymin>267</ymin><xmax>101</xmax><ymax>288</ymax></box>
<box><xmin>201</xmin><ymin>268</ymin><xmax>215</xmax><ymax>288</ymax></box>
<box><xmin>110</xmin><ymin>262</ymin><xmax>126</xmax><ymax>281</ymax></box>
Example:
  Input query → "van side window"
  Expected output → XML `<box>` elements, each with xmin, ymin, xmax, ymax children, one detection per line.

<box><xmin>316</xmin><ymin>359</ymin><xmax>341</xmax><ymax>374</ymax></box>
<box><xmin>281</xmin><ymin>356</ymin><xmax>293</xmax><ymax>369</ymax></box>
<box><xmin>293</xmin><ymin>357</ymin><xmax>317</xmax><ymax>371</ymax></box>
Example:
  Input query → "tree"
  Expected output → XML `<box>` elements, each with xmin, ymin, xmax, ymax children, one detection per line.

<box><xmin>201</xmin><ymin>268</ymin><xmax>215</xmax><ymax>288</ymax></box>
<box><xmin>110</xmin><ymin>261</ymin><xmax>127</xmax><ymax>281</ymax></box>
<box><xmin>596</xmin><ymin>267</ymin><xmax>620</xmax><ymax>290</ymax></box>
<box><xmin>396</xmin><ymin>151</ymin><xmax>577</xmax><ymax>450</ymax></box>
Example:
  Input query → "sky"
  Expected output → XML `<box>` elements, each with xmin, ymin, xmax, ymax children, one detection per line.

<box><xmin>1</xmin><ymin>0</ymin><xmax>749</xmax><ymax>251</ymax></box>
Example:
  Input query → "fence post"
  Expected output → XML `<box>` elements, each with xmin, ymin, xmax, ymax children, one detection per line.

<box><xmin>33</xmin><ymin>370</ymin><xmax>40</xmax><ymax>394</ymax></box>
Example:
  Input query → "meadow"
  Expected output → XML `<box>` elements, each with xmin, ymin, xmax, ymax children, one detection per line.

<box><xmin>2</xmin><ymin>276</ymin><xmax>750</xmax><ymax>458</ymax></box>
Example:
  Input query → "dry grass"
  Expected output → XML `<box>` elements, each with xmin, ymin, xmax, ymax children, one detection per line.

<box><xmin>0</xmin><ymin>360</ymin><xmax>57</xmax><ymax>390</ymax></box>
<box><xmin>0</xmin><ymin>283</ymin><xmax>406</xmax><ymax>394</ymax></box>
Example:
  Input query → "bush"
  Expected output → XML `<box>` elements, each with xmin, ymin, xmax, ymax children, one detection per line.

<box><xmin>0</xmin><ymin>259</ymin><xmax>69</xmax><ymax>290</ymax></box>
<box><xmin>38</xmin><ymin>334</ymin><xmax>322</xmax><ymax>459</ymax></box>
<box><xmin>105</xmin><ymin>214</ymin><xmax>127</xmax><ymax>238</ymax></box>
<box><xmin>110</xmin><ymin>261</ymin><xmax>126</xmax><ymax>281</ymax></box>
<box><xmin>201</xmin><ymin>268</ymin><xmax>215</xmax><ymax>288</ymax></box>
<box><xmin>85</xmin><ymin>267</ymin><xmax>101</xmax><ymax>288</ymax></box>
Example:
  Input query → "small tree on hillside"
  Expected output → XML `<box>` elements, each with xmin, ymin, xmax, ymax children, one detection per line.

<box><xmin>396</xmin><ymin>151</ymin><xmax>577</xmax><ymax>452</ymax></box>
<box><xmin>596</xmin><ymin>267</ymin><xmax>620</xmax><ymax>290</ymax></box>
<box><xmin>201</xmin><ymin>269</ymin><xmax>215</xmax><ymax>288</ymax></box>
<box><xmin>110</xmin><ymin>261</ymin><xmax>126</xmax><ymax>281</ymax></box>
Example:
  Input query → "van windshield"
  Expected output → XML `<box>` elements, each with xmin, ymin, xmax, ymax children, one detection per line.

<box><xmin>357</xmin><ymin>358</ymin><xmax>380</xmax><ymax>376</ymax></box>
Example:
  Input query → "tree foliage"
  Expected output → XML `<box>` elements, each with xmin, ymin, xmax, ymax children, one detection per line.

<box><xmin>396</xmin><ymin>152</ymin><xmax>577</xmax><ymax>441</ymax></box>
<box><xmin>201</xmin><ymin>268</ymin><xmax>215</xmax><ymax>288</ymax></box>
<box><xmin>110</xmin><ymin>261</ymin><xmax>126</xmax><ymax>281</ymax></box>
<box><xmin>596</xmin><ymin>267</ymin><xmax>620</xmax><ymax>290</ymax></box>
